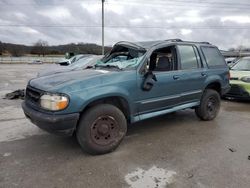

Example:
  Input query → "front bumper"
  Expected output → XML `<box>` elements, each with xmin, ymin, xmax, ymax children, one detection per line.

<box><xmin>224</xmin><ymin>84</ymin><xmax>250</xmax><ymax>100</ymax></box>
<box><xmin>22</xmin><ymin>102</ymin><xmax>79</xmax><ymax>136</ymax></box>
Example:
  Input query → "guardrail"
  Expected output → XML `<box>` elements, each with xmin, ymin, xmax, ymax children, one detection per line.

<box><xmin>0</xmin><ymin>56</ymin><xmax>64</xmax><ymax>64</ymax></box>
<box><xmin>220</xmin><ymin>51</ymin><xmax>250</xmax><ymax>58</ymax></box>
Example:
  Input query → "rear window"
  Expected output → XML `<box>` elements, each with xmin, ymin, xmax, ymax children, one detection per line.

<box><xmin>201</xmin><ymin>46</ymin><xmax>226</xmax><ymax>67</ymax></box>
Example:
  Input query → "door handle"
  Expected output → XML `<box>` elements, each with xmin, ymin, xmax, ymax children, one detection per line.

<box><xmin>201</xmin><ymin>72</ymin><xmax>207</xmax><ymax>77</ymax></box>
<box><xmin>173</xmin><ymin>75</ymin><xmax>180</xmax><ymax>80</ymax></box>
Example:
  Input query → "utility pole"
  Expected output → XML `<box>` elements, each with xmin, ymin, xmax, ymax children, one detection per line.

<box><xmin>102</xmin><ymin>0</ymin><xmax>105</xmax><ymax>55</ymax></box>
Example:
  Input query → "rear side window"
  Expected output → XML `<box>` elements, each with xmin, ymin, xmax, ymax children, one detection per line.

<box><xmin>178</xmin><ymin>45</ymin><xmax>199</xmax><ymax>70</ymax></box>
<box><xmin>201</xmin><ymin>46</ymin><xmax>226</xmax><ymax>67</ymax></box>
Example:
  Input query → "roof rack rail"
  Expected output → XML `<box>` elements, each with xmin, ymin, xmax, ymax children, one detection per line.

<box><xmin>165</xmin><ymin>39</ymin><xmax>183</xmax><ymax>42</ymax></box>
<box><xmin>200</xmin><ymin>41</ymin><xmax>210</xmax><ymax>44</ymax></box>
<box><xmin>180</xmin><ymin>40</ymin><xmax>211</xmax><ymax>45</ymax></box>
<box><xmin>165</xmin><ymin>39</ymin><xmax>211</xmax><ymax>44</ymax></box>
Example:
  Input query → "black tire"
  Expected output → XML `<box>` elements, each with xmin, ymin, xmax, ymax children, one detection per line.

<box><xmin>195</xmin><ymin>89</ymin><xmax>221</xmax><ymax>121</ymax></box>
<box><xmin>76</xmin><ymin>104</ymin><xmax>127</xmax><ymax>155</ymax></box>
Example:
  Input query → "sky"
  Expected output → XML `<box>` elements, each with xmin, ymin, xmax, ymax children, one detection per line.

<box><xmin>0</xmin><ymin>0</ymin><xmax>250</xmax><ymax>50</ymax></box>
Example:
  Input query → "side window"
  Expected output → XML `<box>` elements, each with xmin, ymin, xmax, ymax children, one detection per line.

<box><xmin>178</xmin><ymin>45</ymin><xmax>198</xmax><ymax>70</ymax></box>
<box><xmin>201</xmin><ymin>46</ymin><xmax>226</xmax><ymax>67</ymax></box>
<box><xmin>149</xmin><ymin>46</ymin><xmax>177</xmax><ymax>72</ymax></box>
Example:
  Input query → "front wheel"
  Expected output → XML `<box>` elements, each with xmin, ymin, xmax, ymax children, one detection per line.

<box><xmin>76</xmin><ymin>104</ymin><xmax>127</xmax><ymax>155</ymax></box>
<box><xmin>195</xmin><ymin>89</ymin><xmax>221</xmax><ymax>121</ymax></box>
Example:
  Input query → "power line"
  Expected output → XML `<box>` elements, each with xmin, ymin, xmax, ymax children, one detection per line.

<box><xmin>2</xmin><ymin>0</ymin><xmax>250</xmax><ymax>10</ymax></box>
<box><xmin>2</xmin><ymin>0</ymin><xmax>250</xmax><ymax>7</ymax></box>
<box><xmin>0</xmin><ymin>0</ymin><xmax>98</xmax><ymax>6</ymax></box>
<box><xmin>106</xmin><ymin>0</ymin><xmax>250</xmax><ymax>10</ymax></box>
<box><xmin>1</xmin><ymin>1</ymin><xmax>250</xmax><ymax>14</ymax></box>
<box><xmin>123</xmin><ymin>0</ymin><xmax>250</xmax><ymax>7</ymax></box>
<box><xmin>0</xmin><ymin>24</ymin><xmax>250</xmax><ymax>30</ymax></box>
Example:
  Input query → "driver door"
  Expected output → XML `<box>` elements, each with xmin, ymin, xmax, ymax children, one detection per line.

<box><xmin>136</xmin><ymin>46</ymin><xmax>183</xmax><ymax>115</ymax></box>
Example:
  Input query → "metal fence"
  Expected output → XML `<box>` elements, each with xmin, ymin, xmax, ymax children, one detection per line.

<box><xmin>0</xmin><ymin>56</ymin><xmax>64</xmax><ymax>64</ymax></box>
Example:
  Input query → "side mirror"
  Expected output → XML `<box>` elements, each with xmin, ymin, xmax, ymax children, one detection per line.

<box><xmin>142</xmin><ymin>71</ymin><xmax>157</xmax><ymax>91</ymax></box>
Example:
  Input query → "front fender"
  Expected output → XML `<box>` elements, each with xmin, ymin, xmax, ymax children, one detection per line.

<box><xmin>67</xmin><ymin>85</ymin><xmax>134</xmax><ymax>114</ymax></box>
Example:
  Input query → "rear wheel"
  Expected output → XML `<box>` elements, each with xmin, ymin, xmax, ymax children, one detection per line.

<box><xmin>76</xmin><ymin>104</ymin><xmax>127</xmax><ymax>155</ymax></box>
<box><xmin>195</xmin><ymin>89</ymin><xmax>221</xmax><ymax>121</ymax></box>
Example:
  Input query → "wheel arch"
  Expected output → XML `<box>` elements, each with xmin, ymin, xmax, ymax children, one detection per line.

<box><xmin>204</xmin><ymin>81</ymin><xmax>222</xmax><ymax>95</ymax></box>
<box><xmin>79</xmin><ymin>96</ymin><xmax>131</xmax><ymax>123</ymax></box>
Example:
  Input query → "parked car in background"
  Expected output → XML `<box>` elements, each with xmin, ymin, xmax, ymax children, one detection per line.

<box><xmin>56</xmin><ymin>54</ymin><xmax>87</xmax><ymax>66</ymax></box>
<box><xmin>225</xmin><ymin>57</ymin><xmax>237</xmax><ymax>67</ymax></box>
<box><xmin>38</xmin><ymin>55</ymin><xmax>103</xmax><ymax>77</ymax></box>
<box><xmin>29</xmin><ymin>60</ymin><xmax>43</xmax><ymax>64</ymax></box>
<box><xmin>56</xmin><ymin>58</ymin><xmax>70</xmax><ymax>65</ymax></box>
<box><xmin>22</xmin><ymin>39</ymin><xmax>230</xmax><ymax>155</ymax></box>
<box><xmin>224</xmin><ymin>57</ymin><xmax>250</xmax><ymax>100</ymax></box>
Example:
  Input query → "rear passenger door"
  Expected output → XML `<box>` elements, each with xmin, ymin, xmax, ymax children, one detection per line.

<box><xmin>200</xmin><ymin>46</ymin><xmax>229</xmax><ymax>85</ymax></box>
<box><xmin>176</xmin><ymin>45</ymin><xmax>205</xmax><ymax>103</ymax></box>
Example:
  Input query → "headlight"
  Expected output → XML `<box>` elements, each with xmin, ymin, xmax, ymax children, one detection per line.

<box><xmin>40</xmin><ymin>94</ymin><xmax>69</xmax><ymax>111</ymax></box>
<box><xmin>241</xmin><ymin>76</ymin><xmax>250</xmax><ymax>83</ymax></box>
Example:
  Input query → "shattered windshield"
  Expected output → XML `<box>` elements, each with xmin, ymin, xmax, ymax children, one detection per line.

<box><xmin>69</xmin><ymin>56</ymin><xmax>99</xmax><ymax>69</ymax></box>
<box><xmin>95</xmin><ymin>45</ymin><xmax>146</xmax><ymax>70</ymax></box>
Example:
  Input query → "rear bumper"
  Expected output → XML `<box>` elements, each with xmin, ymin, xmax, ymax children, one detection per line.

<box><xmin>22</xmin><ymin>102</ymin><xmax>79</xmax><ymax>136</ymax></box>
<box><xmin>224</xmin><ymin>84</ymin><xmax>250</xmax><ymax>100</ymax></box>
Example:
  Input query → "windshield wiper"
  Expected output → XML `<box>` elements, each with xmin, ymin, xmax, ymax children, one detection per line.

<box><xmin>95</xmin><ymin>64</ymin><xmax>123</xmax><ymax>70</ymax></box>
<box><xmin>85</xmin><ymin>65</ymin><xmax>94</xmax><ymax>69</ymax></box>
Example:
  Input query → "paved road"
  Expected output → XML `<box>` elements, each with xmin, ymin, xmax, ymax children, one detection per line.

<box><xmin>0</xmin><ymin>64</ymin><xmax>250</xmax><ymax>188</ymax></box>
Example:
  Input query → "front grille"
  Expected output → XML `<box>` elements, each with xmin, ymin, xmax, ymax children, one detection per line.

<box><xmin>25</xmin><ymin>86</ymin><xmax>43</xmax><ymax>104</ymax></box>
<box><xmin>229</xmin><ymin>85</ymin><xmax>241</xmax><ymax>94</ymax></box>
<box><xmin>228</xmin><ymin>85</ymin><xmax>245</xmax><ymax>95</ymax></box>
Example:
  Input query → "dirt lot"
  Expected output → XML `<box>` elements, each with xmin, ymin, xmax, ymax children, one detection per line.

<box><xmin>0</xmin><ymin>64</ymin><xmax>250</xmax><ymax>188</ymax></box>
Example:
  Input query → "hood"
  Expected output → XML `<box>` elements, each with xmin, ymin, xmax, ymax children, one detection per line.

<box><xmin>29</xmin><ymin>69</ymin><xmax>112</xmax><ymax>91</ymax></box>
<box><xmin>37</xmin><ymin>66</ymin><xmax>74</xmax><ymax>77</ymax></box>
<box><xmin>230</xmin><ymin>70</ymin><xmax>250</xmax><ymax>80</ymax></box>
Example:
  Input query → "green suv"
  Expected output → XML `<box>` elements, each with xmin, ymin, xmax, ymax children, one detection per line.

<box><xmin>22</xmin><ymin>39</ymin><xmax>230</xmax><ymax>155</ymax></box>
<box><xmin>225</xmin><ymin>57</ymin><xmax>250</xmax><ymax>100</ymax></box>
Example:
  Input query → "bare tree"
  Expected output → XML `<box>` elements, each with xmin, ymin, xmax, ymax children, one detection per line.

<box><xmin>235</xmin><ymin>45</ymin><xmax>247</xmax><ymax>52</ymax></box>
<box><xmin>8</xmin><ymin>45</ymin><xmax>23</xmax><ymax>57</ymax></box>
<box><xmin>0</xmin><ymin>41</ymin><xmax>3</xmax><ymax>55</ymax></box>
<box><xmin>31</xmin><ymin>39</ymin><xmax>49</xmax><ymax>56</ymax></box>
<box><xmin>228</xmin><ymin>47</ymin><xmax>235</xmax><ymax>52</ymax></box>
